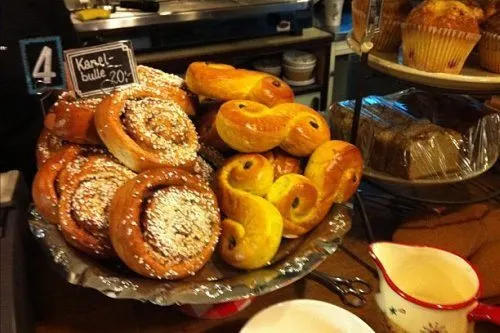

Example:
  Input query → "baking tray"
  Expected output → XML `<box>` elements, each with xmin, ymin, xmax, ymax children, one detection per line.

<box><xmin>28</xmin><ymin>204</ymin><xmax>351</xmax><ymax>305</ymax></box>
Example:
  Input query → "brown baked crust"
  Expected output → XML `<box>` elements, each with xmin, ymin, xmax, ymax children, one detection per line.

<box><xmin>457</xmin><ymin>0</ymin><xmax>486</xmax><ymax>21</ymax></box>
<box><xmin>94</xmin><ymin>85</ymin><xmax>199</xmax><ymax>172</ymax></box>
<box><xmin>215</xmin><ymin>100</ymin><xmax>331</xmax><ymax>156</ymax></box>
<box><xmin>36</xmin><ymin>128</ymin><xmax>67</xmax><ymax>168</ymax></box>
<box><xmin>109</xmin><ymin>168</ymin><xmax>220</xmax><ymax>279</ymax></box>
<box><xmin>137</xmin><ymin>65</ymin><xmax>184</xmax><ymax>88</ymax></box>
<box><xmin>196</xmin><ymin>107</ymin><xmax>232</xmax><ymax>153</ymax></box>
<box><xmin>137</xmin><ymin>65</ymin><xmax>197</xmax><ymax>116</ymax></box>
<box><xmin>382</xmin><ymin>123</ymin><xmax>462</xmax><ymax>180</ymax></box>
<box><xmin>192</xmin><ymin>155</ymin><xmax>215</xmax><ymax>183</ymax></box>
<box><xmin>185</xmin><ymin>62</ymin><xmax>294</xmax><ymax>107</ymax></box>
<box><xmin>44</xmin><ymin>92</ymin><xmax>103</xmax><ymax>145</ymax></box>
<box><xmin>263</xmin><ymin>149</ymin><xmax>303</xmax><ymax>180</ymax></box>
<box><xmin>354</xmin><ymin>0</ymin><xmax>411</xmax><ymax>20</ymax></box>
<box><xmin>483</xmin><ymin>12</ymin><xmax>500</xmax><ymax>33</ymax></box>
<box><xmin>484</xmin><ymin>0</ymin><xmax>500</xmax><ymax>19</ymax></box>
<box><xmin>405</xmin><ymin>0</ymin><xmax>483</xmax><ymax>33</ymax></box>
<box><xmin>58</xmin><ymin>155</ymin><xmax>135</xmax><ymax>258</ymax></box>
<box><xmin>32</xmin><ymin>145</ymin><xmax>82</xmax><ymax>224</ymax></box>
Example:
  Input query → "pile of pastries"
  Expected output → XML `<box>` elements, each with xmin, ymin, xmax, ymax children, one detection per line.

<box><xmin>352</xmin><ymin>0</ymin><xmax>500</xmax><ymax>74</ymax></box>
<box><xmin>32</xmin><ymin>62</ymin><xmax>363</xmax><ymax>279</ymax></box>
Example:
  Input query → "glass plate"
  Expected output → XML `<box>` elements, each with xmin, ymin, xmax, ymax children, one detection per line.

<box><xmin>28</xmin><ymin>204</ymin><xmax>351</xmax><ymax>305</ymax></box>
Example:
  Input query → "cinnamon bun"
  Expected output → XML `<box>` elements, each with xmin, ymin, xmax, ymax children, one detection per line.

<box><xmin>109</xmin><ymin>168</ymin><xmax>220</xmax><ymax>279</ymax></box>
<box><xmin>32</xmin><ymin>145</ymin><xmax>109</xmax><ymax>224</ymax></box>
<box><xmin>58</xmin><ymin>155</ymin><xmax>135</xmax><ymax>258</ymax></box>
<box><xmin>137</xmin><ymin>65</ymin><xmax>196</xmax><ymax>116</ymax></box>
<box><xmin>196</xmin><ymin>107</ymin><xmax>232</xmax><ymax>153</ymax></box>
<box><xmin>36</xmin><ymin>128</ymin><xmax>67</xmax><ymax>168</ymax></box>
<box><xmin>94</xmin><ymin>86</ymin><xmax>200</xmax><ymax>172</ymax></box>
<box><xmin>44</xmin><ymin>92</ymin><xmax>103</xmax><ymax>144</ymax></box>
<box><xmin>193</xmin><ymin>155</ymin><xmax>215</xmax><ymax>183</ymax></box>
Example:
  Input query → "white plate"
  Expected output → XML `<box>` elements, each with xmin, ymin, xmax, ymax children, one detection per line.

<box><xmin>347</xmin><ymin>36</ymin><xmax>500</xmax><ymax>94</ymax></box>
<box><xmin>240</xmin><ymin>299</ymin><xmax>375</xmax><ymax>333</ymax></box>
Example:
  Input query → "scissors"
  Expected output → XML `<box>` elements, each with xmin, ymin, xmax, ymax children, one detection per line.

<box><xmin>309</xmin><ymin>270</ymin><xmax>372</xmax><ymax>308</ymax></box>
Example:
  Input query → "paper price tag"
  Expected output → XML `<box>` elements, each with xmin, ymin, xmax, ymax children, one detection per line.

<box><xmin>64</xmin><ymin>40</ymin><xmax>139</xmax><ymax>98</ymax></box>
<box><xmin>19</xmin><ymin>36</ymin><xmax>66</xmax><ymax>95</ymax></box>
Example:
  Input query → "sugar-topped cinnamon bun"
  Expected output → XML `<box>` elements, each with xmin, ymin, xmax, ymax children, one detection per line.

<box><xmin>36</xmin><ymin>128</ymin><xmax>68</xmax><ymax>168</ymax></box>
<box><xmin>44</xmin><ymin>91</ymin><xmax>103</xmax><ymax>145</ymax></box>
<box><xmin>32</xmin><ymin>145</ymin><xmax>108</xmax><ymax>224</ymax></box>
<box><xmin>58</xmin><ymin>155</ymin><xmax>135</xmax><ymax>258</ymax></box>
<box><xmin>109</xmin><ymin>168</ymin><xmax>220</xmax><ymax>279</ymax></box>
<box><xmin>137</xmin><ymin>65</ymin><xmax>196</xmax><ymax>116</ymax></box>
<box><xmin>94</xmin><ymin>86</ymin><xmax>200</xmax><ymax>172</ymax></box>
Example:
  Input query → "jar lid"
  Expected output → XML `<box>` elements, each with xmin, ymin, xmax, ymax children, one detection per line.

<box><xmin>282</xmin><ymin>51</ymin><xmax>317</xmax><ymax>65</ymax></box>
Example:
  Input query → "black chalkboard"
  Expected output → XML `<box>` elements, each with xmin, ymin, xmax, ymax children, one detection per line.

<box><xmin>19</xmin><ymin>36</ymin><xmax>66</xmax><ymax>95</ymax></box>
<box><xmin>65</xmin><ymin>41</ymin><xmax>139</xmax><ymax>98</ymax></box>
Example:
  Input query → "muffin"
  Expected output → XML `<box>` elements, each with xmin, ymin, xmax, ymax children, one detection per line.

<box><xmin>352</xmin><ymin>0</ymin><xmax>412</xmax><ymax>52</ymax></box>
<box><xmin>401</xmin><ymin>0</ymin><xmax>483</xmax><ymax>74</ymax></box>
<box><xmin>484</xmin><ymin>0</ymin><xmax>500</xmax><ymax>19</ymax></box>
<box><xmin>479</xmin><ymin>1</ymin><xmax>500</xmax><ymax>72</ymax></box>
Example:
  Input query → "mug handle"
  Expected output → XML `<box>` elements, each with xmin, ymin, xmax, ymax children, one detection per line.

<box><xmin>468</xmin><ymin>303</ymin><xmax>500</xmax><ymax>325</ymax></box>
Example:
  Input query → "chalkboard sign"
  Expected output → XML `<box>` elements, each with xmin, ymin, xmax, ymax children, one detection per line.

<box><xmin>65</xmin><ymin>41</ymin><xmax>139</xmax><ymax>98</ymax></box>
<box><xmin>19</xmin><ymin>36</ymin><xmax>66</xmax><ymax>95</ymax></box>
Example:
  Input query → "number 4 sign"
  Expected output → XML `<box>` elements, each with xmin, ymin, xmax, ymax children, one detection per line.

<box><xmin>19</xmin><ymin>36</ymin><xmax>66</xmax><ymax>94</ymax></box>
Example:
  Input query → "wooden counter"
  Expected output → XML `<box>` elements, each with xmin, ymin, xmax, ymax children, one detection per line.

<box><xmin>31</xmin><ymin>236</ymin><xmax>387</xmax><ymax>333</ymax></box>
<box><xmin>29</xmin><ymin>234</ymin><xmax>500</xmax><ymax>333</ymax></box>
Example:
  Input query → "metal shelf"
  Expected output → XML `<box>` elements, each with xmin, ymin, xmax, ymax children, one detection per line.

<box><xmin>292</xmin><ymin>83</ymin><xmax>323</xmax><ymax>95</ymax></box>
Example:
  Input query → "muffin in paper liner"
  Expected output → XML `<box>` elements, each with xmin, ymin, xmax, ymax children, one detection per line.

<box><xmin>479</xmin><ymin>31</ymin><xmax>500</xmax><ymax>73</ymax></box>
<box><xmin>352</xmin><ymin>5</ymin><xmax>404</xmax><ymax>52</ymax></box>
<box><xmin>351</xmin><ymin>6</ymin><xmax>366</xmax><ymax>44</ymax></box>
<box><xmin>401</xmin><ymin>23</ymin><xmax>481</xmax><ymax>74</ymax></box>
<box><xmin>375</xmin><ymin>19</ymin><xmax>404</xmax><ymax>52</ymax></box>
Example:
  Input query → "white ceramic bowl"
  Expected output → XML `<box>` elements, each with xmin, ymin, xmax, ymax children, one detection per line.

<box><xmin>240</xmin><ymin>299</ymin><xmax>375</xmax><ymax>333</ymax></box>
<box><xmin>253</xmin><ymin>59</ymin><xmax>282</xmax><ymax>77</ymax></box>
<box><xmin>283</xmin><ymin>51</ymin><xmax>317</xmax><ymax>67</ymax></box>
<box><xmin>283</xmin><ymin>63</ymin><xmax>316</xmax><ymax>82</ymax></box>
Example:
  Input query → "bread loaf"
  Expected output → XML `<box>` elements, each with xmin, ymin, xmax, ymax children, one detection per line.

<box><xmin>331</xmin><ymin>98</ymin><xmax>463</xmax><ymax>180</ymax></box>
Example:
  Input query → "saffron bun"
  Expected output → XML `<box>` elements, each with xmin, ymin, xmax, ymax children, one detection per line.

<box><xmin>185</xmin><ymin>62</ymin><xmax>294</xmax><ymax>107</ymax></box>
<box><xmin>215</xmin><ymin>100</ymin><xmax>330</xmax><ymax>157</ymax></box>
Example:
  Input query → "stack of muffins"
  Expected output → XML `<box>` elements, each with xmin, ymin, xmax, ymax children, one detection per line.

<box><xmin>352</xmin><ymin>0</ymin><xmax>500</xmax><ymax>74</ymax></box>
<box><xmin>352</xmin><ymin>0</ymin><xmax>412</xmax><ymax>52</ymax></box>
